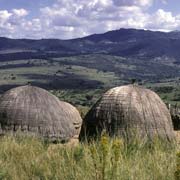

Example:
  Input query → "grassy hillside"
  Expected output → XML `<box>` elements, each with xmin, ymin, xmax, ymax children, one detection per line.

<box><xmin>0</xmin><ymin>54</ymin><xmax>179</xmax><ymax>107</ymax></box>
<box><xmin>0</xmin><ymin>134</ymin><xmax>178</xmax><ymax>180</ymax></box>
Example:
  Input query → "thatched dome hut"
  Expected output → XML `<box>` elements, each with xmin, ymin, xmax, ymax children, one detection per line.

<box><xmin>0</xmin><ymin>85</ymin><xmax>82</xmax><ymax>142</ymax></box>
<box><xmin>81</xmin><ymin>85</ymin><xmax>175</xmax><ymax>141</ymax></box>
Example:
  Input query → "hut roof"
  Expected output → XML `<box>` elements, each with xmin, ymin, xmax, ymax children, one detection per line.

<box><xmin>0</xmin><ymin>85</ymin><xmax>82</xmax><ymax>142</ymax></box>
<box><xmin>81</xmin><ymin>85</ymin><xmax>175</xmax><ymax>141</ymax></box>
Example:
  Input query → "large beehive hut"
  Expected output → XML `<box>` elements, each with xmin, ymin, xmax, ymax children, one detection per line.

<box><xmin>0</xmin><ymin>85</ymin><xmax>82</xmax><ymax>142</ymax></box>
<box><xmin>81</xmin><ymin>85</ymin><xmax>175</xmax><ymax>141</ymax></box>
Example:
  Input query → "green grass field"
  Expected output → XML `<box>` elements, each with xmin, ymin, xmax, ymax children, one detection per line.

<box><xmin>0</xmin><ymin>55</ymin><xmax>179</xmax><ymax>108</ymax></box>
<box><xmin>0</xmin><ymin>134</ymin><xmax>179</xmax><ymax>180</ymax></box>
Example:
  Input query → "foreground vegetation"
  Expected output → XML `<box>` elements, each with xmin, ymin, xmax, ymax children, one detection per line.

<box><xmin>0</xmin><ymin>134</ymin><xmax>179</xmax><ymax>180</ymax></box>
<box><xmin>0</xmin><ymin>56</ymin><xmax>179</xmax><ymax>180</ymax></box>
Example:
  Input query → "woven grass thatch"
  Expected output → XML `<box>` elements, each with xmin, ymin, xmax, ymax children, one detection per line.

<box><xmin>81</xmin><ymin>85</ymin><xmax>175</xmax><ymax>141</ymax></box>
<box><xmin>0</xmin><ymin>85</ymin><xmax>82</xmax><ymax>142</ymax></box>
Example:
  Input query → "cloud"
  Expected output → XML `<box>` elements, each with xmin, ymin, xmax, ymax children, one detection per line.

<box><xmin>0</xmin><ymin>9</ymin><xmax>32</xmax><ymax>38</ymax></box>
<box><xmin>12</xmin><ymin>9</ymin><xmax>28</xmax><ymax>17</ymax></box>
<box><xmin>0</xmin><ymin>10</ymin><xmax>12</xmax><ymax>25</ymax></box>
<box><xmin>147</xmin><ymin>9</ymin><xmax>180</xmax><ymax>31</ymax></box>
<box><xmin>113</xmin><ymin>0</ymin><xmax>153</xmax><ymax>7</ymax></box>
<box><xmin>38</xmin><ymin>0</ymin><xmax>152</xmax><ymax>38</ymax></box>
<box><xmin>0</xmin><ymin>0</ymin><xmax>180</xmax><ymax>39</ymax></box>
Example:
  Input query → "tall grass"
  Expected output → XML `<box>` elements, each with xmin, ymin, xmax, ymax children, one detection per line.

<box><xmin>0</xmin><ymin>134</ymin><xmax>178</xmax><ymax>180</ymax></box>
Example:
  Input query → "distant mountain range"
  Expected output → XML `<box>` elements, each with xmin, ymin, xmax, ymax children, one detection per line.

<box><xmin>0</xmin><ymin>28</ymin><xmax>180</xmax><ymax>62</ymax></box>
<box><xmin>0</xmin><ymin>28</ymin><xmax>179</xmax><ymax>93</ymax></box>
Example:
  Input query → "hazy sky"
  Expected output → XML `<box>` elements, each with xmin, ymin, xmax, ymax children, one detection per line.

<box><xmin>0</xmin><ymin>0</ymin><xmax>179</xmax><ymax>39</ymax></box>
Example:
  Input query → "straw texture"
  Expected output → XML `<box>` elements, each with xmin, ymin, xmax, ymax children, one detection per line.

<box><xmin>0</xmin><ymin>85</ymin><xmax>82</xmax><ymax>142</ymax></box>
<box><xmin>81</xmin><ymin>85</ymin><xmax>175</xmax><ymax>141</ymax></box>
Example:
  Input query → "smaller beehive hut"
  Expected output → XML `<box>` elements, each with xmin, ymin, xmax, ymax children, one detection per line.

<box><xmin>81</xmin><ymin>85</ymin><xmax>175</xmax><ymax>141</ymax></box>
<box><xmin>0</xmin><ymin>85</ymin><xmax>82</xmax><ymax>142</ymax></box>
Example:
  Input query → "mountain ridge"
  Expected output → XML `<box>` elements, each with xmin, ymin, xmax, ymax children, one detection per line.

<box><xmin>0</xmin><ymin>28</ymin><xmax>180</xmax><ymax>61</ymax></box>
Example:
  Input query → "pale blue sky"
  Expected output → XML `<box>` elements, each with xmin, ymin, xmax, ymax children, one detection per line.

<box><xmin>0</xmin><ymin>0</ymin><xmax>56</xmax><ymax>18</ymax></box>
<box><xmin>149</xmin><ymin>0</ymin><xmax>180</xmax><ymax>14</ymax></box>
<box><xmin>0</xmin><ymin>0</ymin><xmax>179</xmax><ymax>39</ymax></box>
<box><xmin>1</xmin><ymin>0</ymin><xmax>179</xmax><ymax>15</ymax></box>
